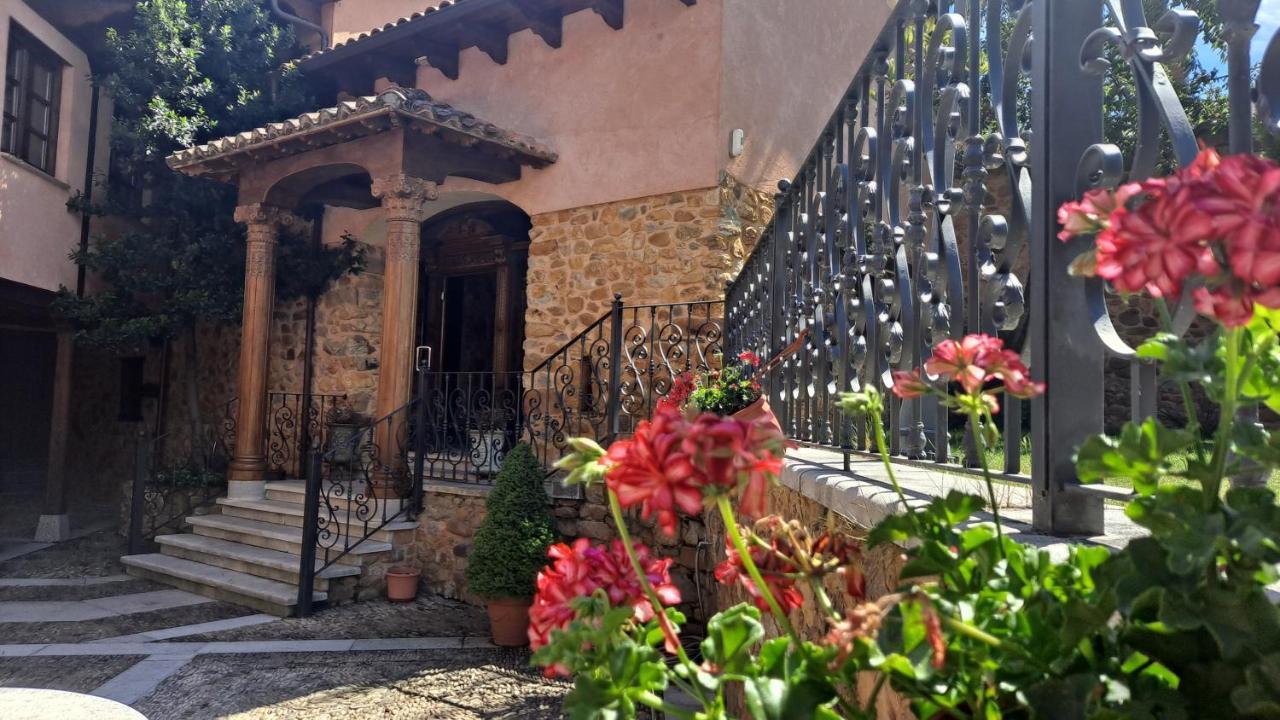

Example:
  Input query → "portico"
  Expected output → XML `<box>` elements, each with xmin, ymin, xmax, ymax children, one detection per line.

<box><xmin>167</xmin><ymin>86</ymin><xmax>555</xmax><ymax>499</ymax></box>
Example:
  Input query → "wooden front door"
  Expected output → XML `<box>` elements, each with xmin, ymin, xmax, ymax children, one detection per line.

<box><xmin>417</xmin><ymin>215</ymin><xmax>527</xmax><ymax>376</ymax></box>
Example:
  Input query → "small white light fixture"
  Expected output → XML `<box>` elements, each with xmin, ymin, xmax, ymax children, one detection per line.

<box><xmin>729</xmin><ymin>128</ymin><xmax>745</xmax><ymax>158</ymax></box>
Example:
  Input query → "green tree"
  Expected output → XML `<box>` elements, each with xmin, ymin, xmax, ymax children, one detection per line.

<box><xmin>466</xmin><ymin>444</ymin><xmax>559</xmax><ymax>600</ymax></box>
<box><xmin>53</xmin><ymin>0</ymin><xmax>363</xmax><ymax>457</ymax></box>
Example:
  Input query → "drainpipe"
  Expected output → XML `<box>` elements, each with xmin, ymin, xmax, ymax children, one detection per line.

<box><xmin>75</xmin><ymin>83</ymin><xmax>100</xmax><ymax>298</ymax></box>
<box><xmin>266</xmin><ymin>0</ymin><xmax>329</xmax><ymax>50</ymax></box>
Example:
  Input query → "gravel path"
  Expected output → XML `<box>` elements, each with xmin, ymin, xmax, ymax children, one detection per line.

<box><xmin>178</xmin><ymin>595</ymin><xmax>490</xmax><ymax>642</ymax></box>
<box><xmin>0</xmin><ymin>578</ymin><xmax>161</xmax><ymax>602</ymax></box>
<box><xmin>134</xmin><ymin>649</ymin><xmax>568</xmax><ymax>719</ymax></box>
<box><xmin>0</xmin><ymin>530</ymin><xmax>127</xmax><ymax>578</ymax></box>
<box><xmin>0</xmin><ymin>600</ymin><xmax>257</xmax><ymax>644</ymax></box>
<box><xmin>0</xmin><ymin>655</ymin><xmax>142</xmax><ymax>694</ymax></box>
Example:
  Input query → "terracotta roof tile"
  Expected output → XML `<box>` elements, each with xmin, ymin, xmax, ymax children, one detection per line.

<box><xmin>166</xmin><ymin>86</ymin><xmax>556</xmax><ymax>174</ymax></box>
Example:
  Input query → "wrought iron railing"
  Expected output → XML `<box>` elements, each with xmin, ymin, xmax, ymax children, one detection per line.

<box><xmin>219</xmin><ymin>391</ymin><xmax>346</xmax><ymax>477</ymax></box>
<box><xmin>523</xmin><ymin>295</ymin><xmax>724</xmax><ymax>466</ymax></box>
<box><xmin>725</xmin><ymin>0</ymin><xmax>1279</xmax><ymax>535</ymax></box>
<box><xmin>126</xmin><ymin>428</ymin><xmax>228</xmax><ymax>554</ymax></box>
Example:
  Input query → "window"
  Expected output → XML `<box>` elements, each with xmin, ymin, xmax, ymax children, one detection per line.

<box><xmin>2</xmin><ymin>24</ymin><xmax>62</xmax><ymax>175</ymax></box>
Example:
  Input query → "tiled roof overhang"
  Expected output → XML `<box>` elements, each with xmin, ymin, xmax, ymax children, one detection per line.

<box><xmin>165</xmin><ymin>86</ymin><xmax>556</xmax><ymax>182</ymax></box>
<box><xmin>296</xmin><ymin>0</ymin><xmax>696</xmax><ymax>82</ymax></box>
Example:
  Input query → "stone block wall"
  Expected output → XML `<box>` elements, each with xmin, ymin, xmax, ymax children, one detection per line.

<box><xmin>523</xmin><ymin>173</ymin><xmax>773</xmax><ymax>367</ymax></box>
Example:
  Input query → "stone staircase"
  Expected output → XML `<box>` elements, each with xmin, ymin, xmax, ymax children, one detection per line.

<box><xmin>121</xmin><ymin>480</ymin><xmax>419</xmax><ymax>616</ymax></box>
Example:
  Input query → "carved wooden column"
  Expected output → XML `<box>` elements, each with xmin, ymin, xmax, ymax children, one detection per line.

<box><xmin>228</xmin><ymin>204</ymin><xmax>296</xmax><ymax>498</ymax></box>
<box><xmin>371</xmin><ymin>175</ymin><xmax>437</xmax><ymax>495</ymax></box>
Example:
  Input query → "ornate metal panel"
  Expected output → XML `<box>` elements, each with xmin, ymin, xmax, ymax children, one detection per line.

<box><xmin>724</xmin><ymin>0</ymin><xmax>1280</xmax><ymax>534</ymax></box>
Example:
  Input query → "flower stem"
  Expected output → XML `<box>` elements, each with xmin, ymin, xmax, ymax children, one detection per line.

<box><xmin>715</xmin><ymin>496</ymin><xmax>800</xmax><ymax>642</ymax></box>
<box><xmin>1155</xmin><ymin>298</ymin><xmax>1206</xmax><ymax>462</ymax></box>
<box><xmin>869</xmin><ymin>408</ymin><xmax>916</xmax><ymax>527</ymax></box>
<box><xmin>606</xmin><ymin>489</ymin><xmax>710</xmax><ymax>707</ymax></box>
<box><xmin>1207</xmin><ymin>326</ymin><xmax>1243</xmax><ymax>507</ymax></box>
<box><xmin>966</xmin><ymin>408</ymin><xmax>1005</xmax><ymax>556</ymax></box>
<box><xmin>636</xmin><ymin>690</ymin><xmax>695</xmax><ymax>719</ymax></box>
<box><xmin>809</xmin><ymin>579</ymin><xmax>841</xmax><ymax>623</ymax></box>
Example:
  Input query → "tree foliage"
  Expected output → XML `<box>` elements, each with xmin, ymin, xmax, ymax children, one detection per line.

<box><xmin>54</xmin><ymin>0</ymin><xmax>363</xmax><ymax>353</ymax></box>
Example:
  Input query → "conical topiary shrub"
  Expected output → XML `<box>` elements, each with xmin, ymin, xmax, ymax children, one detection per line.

<box><xmin>466</xmin><ymin>442</ymin><xmax>558</xmax><ymax>601</ymax></box>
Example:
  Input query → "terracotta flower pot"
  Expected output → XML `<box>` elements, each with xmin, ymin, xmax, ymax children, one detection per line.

<box><xmin>487</xmin><ymin>597</ymin><xmax>532</xmax><ymax>647</ymax></box>
<box><xmin>385</xmin><ymin>566</ymin><xmax>421</xmax><ymax>603</ymax></box>
<box><xmin>733</xmin><ymin>396</ymin><xmax>782</xmax><ymax>434</ymax></box>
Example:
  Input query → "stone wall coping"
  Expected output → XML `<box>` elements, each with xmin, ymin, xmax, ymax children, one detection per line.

<box><xmin>422</xmin><ymin>481</ymin><xmax>492</xmax><ymax>498</ymax></box>
<box><xmin>781</xmin><ymin>447</ymin><xmax>1146</xmax><ymax>561</ymax></box>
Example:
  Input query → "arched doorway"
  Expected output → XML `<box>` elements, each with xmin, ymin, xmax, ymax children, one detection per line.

<box><xmin>416</xmin><ymin>201</ymin><xmax>530</xmax><ymax>376</ymax></box>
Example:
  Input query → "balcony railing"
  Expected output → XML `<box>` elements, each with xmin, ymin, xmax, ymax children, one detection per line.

<box><xmin>725</xmin><ymin>0</ymin><xmax>1279</xmax><ymax>535</ymax></box>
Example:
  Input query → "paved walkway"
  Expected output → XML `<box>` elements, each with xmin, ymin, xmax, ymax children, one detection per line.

<box><xmin>0</xmin><ymin>572</ymin><xmax>556</xmax><ymax>718</ymax></box>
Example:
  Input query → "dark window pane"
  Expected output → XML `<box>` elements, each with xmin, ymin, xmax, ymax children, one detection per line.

<box><xmin>29</xmin><ymin>63</ymin><xmax>53</xmax><ymax>102</ymax></box>
<box><xmin>1</xmin><ymin>118</ymin><xmax>11</xmax><ymax>153</ymax></box>
<box><xmin>26</xmin><ymin>98</ymin><xmax>48</xmax><ymax>134</ymax></box>
<box><xmin>25</xmin><ymin>133</ymin><xmax>46</xmax><ymax>169</ymax></box>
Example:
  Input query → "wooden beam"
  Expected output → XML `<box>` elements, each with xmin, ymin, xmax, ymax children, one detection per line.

<box><xmin>590</xmin><ymin>0</ymin><xmax>623</xmax><ymax>30</ymax></box>
<box><xmin>511</xmin><ymin>0</ymin><xmax>562</xmax><ymax>48</ymax></box>
<box><xmin>418</xmin><ymin>41</ymin><xmax>459</xmax><ymax>80</ymax></box>
<box><xmin>472</xmin><ymin>24</ymin><xmax>509</xmax><ymax>64</ymax></box>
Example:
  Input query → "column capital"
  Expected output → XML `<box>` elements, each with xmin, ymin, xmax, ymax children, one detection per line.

<box><xmin>233</xmin><ymin>203</ymin><xmax>300</xmax><ymax>228</ymax></box>
<box><xmin>371</xmin><ymin>174</ymin><xmax>439</xmax><ymax>223</ymax></box>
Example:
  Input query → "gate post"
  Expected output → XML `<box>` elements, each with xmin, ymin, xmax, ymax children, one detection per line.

<box><xmin>606</xmin><ymin>293</ymin><xmax>624</xmax><ymax>440</ymax></box>
<box><xmin>1028</xmin><ymin>0</ymin><xmax>1105</xmax><ymax>534</ymax></box>
<box><xmin>296</xmin><ymin>450</ymin><xmax>322</xmax><ymax>617</ymax></box>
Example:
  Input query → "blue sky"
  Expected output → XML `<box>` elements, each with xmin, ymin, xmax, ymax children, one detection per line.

<box><xmin>1197</xmin><ymin>4</ymin><xmax>1279</xmax><ymax>73</ymax></box>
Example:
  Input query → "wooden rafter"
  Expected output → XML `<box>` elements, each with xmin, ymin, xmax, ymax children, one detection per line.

<box><xmin>472</xmin><ymin>23</ymin><xmax>509</xmax><ymax>64</ymax></box>
<box><xmin>511</xmin><ymin>0</ymin><xmax>562</xmax><ymax>48</ymax></box>
<box><xmin>419</xmin><ymin>41</ymin><xmax>459</xmax><ymax>80</ymax></box>
<box><xmin>590</xmin><ymin>0</ymin><xmax>623</xmax><ymax>31</ymax></box>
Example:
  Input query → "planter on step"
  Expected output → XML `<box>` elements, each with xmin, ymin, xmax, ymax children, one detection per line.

<box><xmin>386</xmin><ymin>566</ymin><xmax>421</xmax><ymax>602</ymax></box>
<box><xmin>486</xmin><ymin>597</ymin><xmax>532</xmax><ymax>647</ymax></box>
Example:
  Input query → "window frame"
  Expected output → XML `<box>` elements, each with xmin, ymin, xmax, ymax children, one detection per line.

<box><xmin>2</xmin><ymin>23</ymin><xmax>63</xmax><ymax>176</ymax></box>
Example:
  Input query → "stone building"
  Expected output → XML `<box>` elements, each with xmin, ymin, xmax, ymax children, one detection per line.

<box><xmin>91</xmin><ymin>0</ymin><xmax>895</xmax><ymax>616</ymax></box>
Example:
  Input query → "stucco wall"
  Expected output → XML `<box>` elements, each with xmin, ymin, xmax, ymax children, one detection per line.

<box><xmin>718</xmin><ymin>0</ymin><xmax>894</xmax><ymax>193</ymax></box>
<box><xmin>0</xmin><ymin>1</ymin><xmax>112</xmax><ymax>293</ymax></box>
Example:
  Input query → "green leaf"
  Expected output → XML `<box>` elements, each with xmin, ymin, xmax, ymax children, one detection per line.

<box><xmin>1075</xmin><ymin>419</ymin><xmax>1195</xmax><ymax>494</ymax></box>
<box><xmin>701</xmin><ymin>603</ymin><xmax>764</xmax><ymax>674</ymax></box>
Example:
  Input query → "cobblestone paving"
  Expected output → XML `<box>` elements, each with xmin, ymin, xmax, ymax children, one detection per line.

<box><xmin>0</xmin><ymin>655</ymin><xmax>142</xmax><ymax>694</ymax></box>
<box><xmin>134</xmin><ymin>649</ymin><xmax>569</xmax><ymax>719</ymax></box>
<box><xmin>178</xmin><ymin>595</ymin><xmax>490</xmax><ymax>642</ymax></box>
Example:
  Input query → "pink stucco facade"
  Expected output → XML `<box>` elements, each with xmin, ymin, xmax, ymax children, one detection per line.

<box><xmin>310</xmin><ymin>0</ymin><xmax>885</xmax><ymax>214</ymax></box>
<box><xmin>0</xmin><ymin>1</ymin><xmax>111</xmax><ymax>294</ymax></box>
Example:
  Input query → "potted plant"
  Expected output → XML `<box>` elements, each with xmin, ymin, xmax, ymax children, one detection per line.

<box><xmin>325</xmin><ymin>401</ymin><xmax>364</xmax><ymax>465</ymax></box>
<box><xmin>465</xmin><ymin>442</ymin><xmax>559</xmax><ymax>646</ymax></box>
<box><xmin>674</xmin><ymin>349</ymin><xmax>784</xmax><ymax>432</ymax></box>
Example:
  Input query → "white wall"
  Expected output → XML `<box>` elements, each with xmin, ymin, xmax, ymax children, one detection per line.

<box><xmin>0</xmin><ymin>0</ymin><xmax>111</xmax><ymax>294</ymax></box>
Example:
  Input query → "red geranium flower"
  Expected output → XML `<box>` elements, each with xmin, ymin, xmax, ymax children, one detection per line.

<box><xmin>714</xmin><ymin>535</ymin><xmax>804</xmax><ymax>614</ymax></box>
<box><xmin>1096</xmin><ymin>185</ymin><xmax>1219</xmax><ymax>298</ymax></box>
<box><xmin>681</xmin><ymin>412</ymin><xmax>786</xmax><ymax>519</ymax></box>
<box><xmin>529</xmin><ymin>538</ymin><xmax>682</xmax><ymax>673</ymax></box>
<box><xmin>605</xmin><ymin>406</ymin><xmax>705</xmax><ymax>537</ymax></box>
<box><xmin>738</xmin><ymin>350</ymin><xmax>762</xmax><ymax>367</ymax></box>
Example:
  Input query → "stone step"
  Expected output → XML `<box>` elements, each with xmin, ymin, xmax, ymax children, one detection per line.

<box><xmin>156</xmin><ymin>533</ymin><xmax>360</xmax><ymax>589</ymax></box>
<box><xmin>215</xmin><ymin>497</ymin><xmax>417</xmax><ymax>543</ymax></box>
<box><xmin>187</xmin><ymin>514</ymin><xmax>393</xmax><ymax>566</ymax></box>
<box><xmin>265</xmin><ymin>481</ymin><xmax>406</xmax><ymax>515</ymax></box>
<box><xmin>121</xmin><ymin>553</ymin><xmax>326</xmax><ymax>617</ymax></box>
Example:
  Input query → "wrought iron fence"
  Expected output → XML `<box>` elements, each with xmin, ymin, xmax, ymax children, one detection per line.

<box><xmin>219</xmin><ymin>391</ymin><xmax>346</xmax><ymax>477</ymax></box>
<box><xmin>724</xmin><ymin>0</ymin><xmax>1280</xmax><ymax>535</ymax></box>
